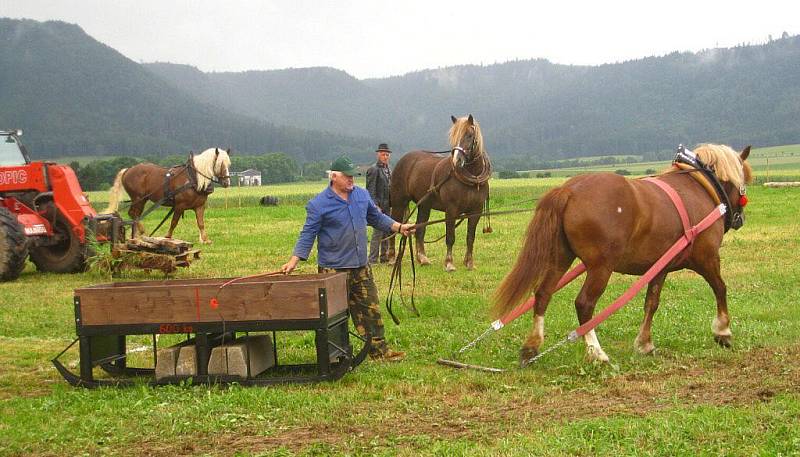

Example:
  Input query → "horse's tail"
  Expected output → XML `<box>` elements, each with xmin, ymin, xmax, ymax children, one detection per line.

<box><xmin>492</xmin><ymin>187</ymin><xmax>571</xmax><ymax>318</ymax></box>
<box><xmin>103</xmin><ymin>168</ymin><xmax>128</xmax><ymax>214</ymax></box>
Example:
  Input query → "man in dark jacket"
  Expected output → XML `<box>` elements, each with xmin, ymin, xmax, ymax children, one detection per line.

<box><xmin>366</xmin><ymin>143</ymin><xmax>392</xmax><ymax>263</ymax></box>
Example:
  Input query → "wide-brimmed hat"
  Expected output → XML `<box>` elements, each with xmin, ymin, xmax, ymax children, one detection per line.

<box><xmin>330</xmin><ymin>155</ymin><xmax>360</xmax><ymax>176</ymax></box>
<box><xmin>376</xmin><ymin>143</ymin><xmax>392</xmax><ymax>153</ymax></box>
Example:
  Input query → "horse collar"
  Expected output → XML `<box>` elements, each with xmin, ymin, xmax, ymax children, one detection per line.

<box><xmin>673</xmin><ymin>145</ymin><xmax>743</xmax><ymax>231</ymax></box>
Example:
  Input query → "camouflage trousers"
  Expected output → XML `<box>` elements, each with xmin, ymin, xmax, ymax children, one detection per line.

<box><xmin>318</xmin><ymin>266</ymin><xmax>389</xmax><ymax>356</ymax></box>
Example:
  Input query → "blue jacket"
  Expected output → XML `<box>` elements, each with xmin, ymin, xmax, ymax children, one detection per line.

<box><xmin>292</xmin><ymin>186</ymin><xmax>397</xmax><ymax>268</ymax></box>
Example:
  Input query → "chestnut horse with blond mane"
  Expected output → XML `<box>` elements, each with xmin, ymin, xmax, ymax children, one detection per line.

<box><xmin>388</xmin><ymin>114</ymin><xmax>491</xmax><ymax>272</ymax></box>
<box><xmin>105</xmin><ymin>148</ymin><xmax>231</xmax><ymax>244</ymax></box>
<box><xmin>493</xmin><ymin>144</ymin><xmax>752</xmax><ymax>364</ymax></box>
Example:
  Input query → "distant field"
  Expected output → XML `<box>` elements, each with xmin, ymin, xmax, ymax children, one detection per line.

<box><xmin>523</xmin><ymin>144</ymin><xmax>800</xmax><ymax>181</ymax></box>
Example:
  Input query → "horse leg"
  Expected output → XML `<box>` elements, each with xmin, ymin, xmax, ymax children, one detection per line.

<box><xmin>633</xmin><ymin>271</ymin><xmax>668</xmax><ymax>355</ymax></box>
<box><xmin>463</xmin><ymin>214</ymin><xmax>480</xmax><ymax>270</ymax></box>
<box><xmin>165</xmin><ymin>209</ymin><xmax>183</xmax><ymax>239</ymax></box>
<box><xmin>519</xmin><ymin>264</ymin><xmax>572</xmax><ymax>364</ymax></box>
<box><xmin>443</xmin><ymin>210</ymin><xmax>458</xmax><ymax>272</ymax></box>
<box><xmin>194</xmin><ymin>205</ymin><xmax>211</xmax><ymax>244</ymax></box>
<box><xmin>128</xmin><ymin>200</ymin><xmax>146</xmax><ymax>238</ymax></box>
<box><xmin>415</xmin><ymin>205</ymin><xmax>432</xmax><ymax>265</ymax></box>
<box><xmin>575</xmin><ymin>267</ymin><xmax>613</xmax><ymax>362</ymax></box>
<box><xmin>695</xmin><ymin>256</ymin><xmax>732</xmax><ymax>347</ymax></box>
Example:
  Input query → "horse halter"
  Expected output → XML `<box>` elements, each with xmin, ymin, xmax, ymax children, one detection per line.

<box><xmin>451</xmin><ymin>129</ymin><xmax>479</xmax><ymax>168</ymax></box>
<box><xmin>674</xmin><ymin>145</ymin><xmax>747</xmax><ymax>231</ymax></box>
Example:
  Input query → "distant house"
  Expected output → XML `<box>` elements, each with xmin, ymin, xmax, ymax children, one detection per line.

<box><xmin>230</xmin><ymin>169</ymin><xmax>262</xmax><ymax>186</ymax></box>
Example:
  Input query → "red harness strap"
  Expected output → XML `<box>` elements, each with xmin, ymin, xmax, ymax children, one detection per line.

<box><xmin>644</xmin><ymin>177</ymin><xmax>694</xmax><ymax>242</ymax></box>
<box><xmin>572</xmin><ymin>201</ymin><xmax>726</xmax><ymax>339</ymax></box>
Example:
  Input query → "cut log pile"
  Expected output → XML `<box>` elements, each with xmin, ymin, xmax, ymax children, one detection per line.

<box><xmin>111</xmin><ymin>236</ymin><xmax>201</xmax><ymax>273</ymax></box>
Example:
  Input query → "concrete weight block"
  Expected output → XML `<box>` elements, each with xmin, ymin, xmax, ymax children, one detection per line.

<box><xmin>208</xmin><ymin>335</ymin><xmax>275</xmax><ymax>378</ymax></box>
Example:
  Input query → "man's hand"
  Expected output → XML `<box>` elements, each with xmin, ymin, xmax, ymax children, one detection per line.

<box><xmin>399</xmin><ymin>223</ymin><xmax>416</xmax><ymax>237</ymax></box>
<box><xmin>281</xmin><ymin>256</ymin><xmax>300</xmax><ymax>274</ymax></box>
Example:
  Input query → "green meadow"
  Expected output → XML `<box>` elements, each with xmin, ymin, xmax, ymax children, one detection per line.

<box><xmin>1</xmin><ymin>149</ymin><xmax>799</xmax><ymax>456</ymax></box>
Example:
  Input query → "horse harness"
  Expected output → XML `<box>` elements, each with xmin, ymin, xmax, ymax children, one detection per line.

<box><xmin>670</xmin><ymin>145</ymin><xmax>747</xmax><ymax>231</ymax></box>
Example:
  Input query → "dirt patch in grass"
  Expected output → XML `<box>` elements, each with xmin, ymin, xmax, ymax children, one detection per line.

<box><xmin>127</xmin><ymin>344</ymin><xmax>800</xmax><ymax>456</ymax></box>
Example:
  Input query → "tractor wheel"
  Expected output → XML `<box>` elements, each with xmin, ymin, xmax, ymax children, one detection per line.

<box><xmin>0</xmin><ymin>206</ymin><xmax>29</xmax><ymax>282</ymax></box>
<box><xmin>29</xmin><ymin>208</ymin><xmax>94</xmax><ymax>274</ymax></box>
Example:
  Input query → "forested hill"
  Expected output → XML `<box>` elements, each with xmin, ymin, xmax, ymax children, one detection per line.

<box><xmin>147</xmin><ymin>34</ymin><xmax>800</xmax><ymax>165</ymax></box>
<box><xmin>0</xmin><ymin>18</ymin><xmax>373</xmax><ymax>161</ymax></box>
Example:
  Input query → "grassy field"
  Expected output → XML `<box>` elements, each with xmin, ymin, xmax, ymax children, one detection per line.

<box><xmin>1</xmin><ymin>163</ymin><xmax>800</xmax><ymax>455</ymax></box>
<box><xmin>524</xmin><ymin>144</ymin><xmax>800</xmax><ymax>181</ymax></box>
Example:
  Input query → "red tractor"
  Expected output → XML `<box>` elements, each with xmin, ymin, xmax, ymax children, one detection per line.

<box><xmin>0</xmin><ymin>129</ymin><xmax>119</xmax><ymax>281</ymax></box>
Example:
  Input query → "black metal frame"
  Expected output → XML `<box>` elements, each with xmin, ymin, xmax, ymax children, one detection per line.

<box><xmin>53</xmin><ymin>287</ymin><xmax>370</xmax><ymax>388</ymax></box>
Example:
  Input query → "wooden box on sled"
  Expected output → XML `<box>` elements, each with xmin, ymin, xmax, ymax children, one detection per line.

<box><xmin>53</xmin><ymin>273</ymin><xmax>367</xmax><ymax>387</ymax></box>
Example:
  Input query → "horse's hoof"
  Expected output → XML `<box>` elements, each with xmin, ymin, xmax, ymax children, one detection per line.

<box><xmin>586</xmin><ymin>346</ymin><xmax>610</xmax><ymax>363</ymax></box>
<box><xmin>445</xmin><ymin>263</ymin><xmax>456</xmax><ymax>273</ymax></box>
<box><xmin>634</xmin><ymin>341</ymin><xmax>656</xmax><ymax>355</ymax></box>
<box><xmin>464</xmin><ymin>261</ymin><xmax>474</xmax><ymax>271</ymax></box>
<box><xmin>519</xmin><ymin>346</ymin><xmax>538</xmax><ymax>367</ymax></box>
<box><xmin>714</xmin><ymin>334</ymin><xmax>732</xmax><ymax>348</ymax></box>
<box><xmin>417</xmin><ymin>255</ymin><xmax>431</xmax><ymax>265</ymax></box>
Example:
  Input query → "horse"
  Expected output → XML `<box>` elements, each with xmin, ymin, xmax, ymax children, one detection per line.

<box><xmin>104</xmin><ymin>147</ymin><xmax>231</xmax><ymax>244</ymax></box>
<box><xmin>492</xmin><ymin>144</ymin><xmax>752</xmax><ymax>364</ymax></box>
<box><xmin>388</xmin><ymin>114</ymin><xmax>491</xmax><ymax>272</ymax></box>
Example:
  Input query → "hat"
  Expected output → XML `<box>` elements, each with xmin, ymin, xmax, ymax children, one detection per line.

<box><xmin>376</xmin><ymin>143</ymin><xmax>392</xmax><ymax>153</ymax></box>
<box><xmin>330</xmin><ymin>155</ymin><xmax>360</xmax><ymax>176</ymax></box>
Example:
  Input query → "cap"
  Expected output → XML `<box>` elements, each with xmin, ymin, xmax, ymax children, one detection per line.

<box><xmin>330</xmin><ymin>155</ymin><xmax>360</xmax><ymax>176</ymax></box>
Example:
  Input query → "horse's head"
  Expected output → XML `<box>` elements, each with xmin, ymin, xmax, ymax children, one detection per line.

<box><xmin>449</xmin><ymin>114</ymin><xmax>484</xmax><ymax>168</ymax></box>
<box><xmin>193</xmin><ymin>147</ymin><xmax>232</xmax><ymax>190</ymax></box>
<box><xmin>694</xmin><ymin>144</ymin><xmax>753</xmax><ymax>230</ymax></box>
<box><xmin>214</xmin><ymin>148</ymin><xmax>232</xmax><ymax>188</ymax></box>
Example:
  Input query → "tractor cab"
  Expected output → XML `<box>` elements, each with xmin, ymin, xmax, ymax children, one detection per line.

<box><xmin>0</xmin><ymin>130</ymin><xmax>30</xmax><ymax>166</ymax></box>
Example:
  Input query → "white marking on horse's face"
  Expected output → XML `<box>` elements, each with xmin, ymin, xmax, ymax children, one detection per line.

<box><xmin>712</xmin><ymin>317</ymin><xmax>732</xmax><ymax>336</ymax></box>
<box><xmin>617</xmin><ymin>207</ymin><xmax>623</xmax><ymax>213</ymax></box>
<box><xmin>584</xmin><ymin>330</ymin><xmax>610</xmax><ymax>362</ymax></box>
<box><xmin>452</xmin><ymin>149</ymin><xmax>462</xmax><ymax>167</ymax></box>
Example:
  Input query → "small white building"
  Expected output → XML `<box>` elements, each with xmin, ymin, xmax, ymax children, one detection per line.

<box><xmin>231</xmin><ymin>169</ymin><xmax>262</xmax><ymax>186</ymax></box>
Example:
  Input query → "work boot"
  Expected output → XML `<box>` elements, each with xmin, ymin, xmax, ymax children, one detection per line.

<box><xmin>370</xmin><ymin>348</ymin><xmax>405</xmax><ymax>362</ymax></box>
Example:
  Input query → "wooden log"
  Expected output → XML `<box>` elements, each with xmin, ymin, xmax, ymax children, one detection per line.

<box><xmin>763</xmin><ymin>182</ymin><xmax>800</xmax><ymax>188</ymax></box>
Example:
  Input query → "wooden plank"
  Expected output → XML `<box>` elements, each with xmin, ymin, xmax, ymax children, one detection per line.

<box><xmin>77</xmin><ymin>273</ymin><xmax>348</xmax><ymax>326</ymax></box>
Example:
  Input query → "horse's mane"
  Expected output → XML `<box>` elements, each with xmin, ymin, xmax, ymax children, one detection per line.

<box><xmin>693</xmin><ymin>144</ymin><xmax>752</xmax><ymax>189</ymax></box>
<box><xmin>193</xmin><ymin>148</ymin><xmax>230</xmax><ymax>192</ymax></box>
<box><xmin>448</xmin><ymin>116</ymin><xmax>485</xmax><ymax>157</ymax></box>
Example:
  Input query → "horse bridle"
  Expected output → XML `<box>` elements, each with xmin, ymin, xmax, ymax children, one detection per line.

<box><xmin>674</xmin><ymin>145</ymin><xmax>747</xmax><ymax>231</ymax></box>
<box><xmin>191</xmin><ymin>151</ymin><xmax>231</xmax><ymax>187</ymax></box>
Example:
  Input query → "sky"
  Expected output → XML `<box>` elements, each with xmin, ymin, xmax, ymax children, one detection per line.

<box><xmin>2</xmin><ymin>0</ymin><xmax>798</xmax><ymax>79</ymax></box>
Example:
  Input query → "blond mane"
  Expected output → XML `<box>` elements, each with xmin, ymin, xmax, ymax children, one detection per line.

<box><xmin>448</xmin><ymin>116</ymin><xmax>485</xmax><ymax>157</ymax></box>
<box><xmin>693</xmin><ymin>144</ymin><xmax>752</xmax><ymax>190</ymax></box>
<box><xmin>193</xmin><ymin>148</ymin><xmax>231</xmax><ymax>192</ymax></box>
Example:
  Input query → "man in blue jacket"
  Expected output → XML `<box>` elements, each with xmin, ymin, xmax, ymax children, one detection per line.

<box><xmin>281</xmin><ymin>155</ymin><xmax>414</xmax><ymax>361</ymax></box>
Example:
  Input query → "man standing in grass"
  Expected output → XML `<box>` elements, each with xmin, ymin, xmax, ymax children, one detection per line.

<box><xmin>281</xmin><ymin>155</ymin><xmax>413</xmax><ymax>361</ymax></box>
<box><xmin>366</xmin><ymin>143</ymin><xmax>393</xmax><ymax>264</ymax></box>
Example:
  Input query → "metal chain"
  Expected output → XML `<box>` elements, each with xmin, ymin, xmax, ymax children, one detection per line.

<box><xmin>520</xmin><ymin>331</ymin><xmax>578</xmax><ymax>367</ymax></box>
<box><xmin>454</xmin><ymin>326</ymin><xmax>496</xmax><ymax>356</ymax></box>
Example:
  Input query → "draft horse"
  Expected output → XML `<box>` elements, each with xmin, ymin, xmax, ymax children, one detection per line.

<box><xmin>388</xmin><ymin>114</ymin><xmax>491</xmax><ymax>272</ymax></box>
<box><xmin>493</xmin><ymin>144</ymin><xmax>752</xmax><ymax>363</ymax></box>
<box><xmin>105</xmin><ymin>148</ymin><xmax>231</xmax><ymax>244</ymax></box>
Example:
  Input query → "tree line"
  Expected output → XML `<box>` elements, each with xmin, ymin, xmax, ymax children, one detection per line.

<box><xmin>71</xmin><ymin>152</ymin><xmax>330</xmax><ymax>191</ymax></box>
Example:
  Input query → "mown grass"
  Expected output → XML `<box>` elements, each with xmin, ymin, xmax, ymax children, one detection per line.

<box><xmin>1</xmin><ymin>165</ymin><xmax>799</xmax><ymax>456</ymax></box>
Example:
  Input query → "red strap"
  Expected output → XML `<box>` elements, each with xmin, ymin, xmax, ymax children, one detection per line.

<box><xmin>573</xmin><ymin>204</ymin><xmax>725</xmax><ymax>338</ymax></box>
<box><xmin>498</xmin><ymin>262</ymin><xmax>587</xmax><ymax>327</ymax></box>
<box><xmin>644</xmin><ymin>177</ymin><xmax>692</xmax><ymax>241</ymax></box>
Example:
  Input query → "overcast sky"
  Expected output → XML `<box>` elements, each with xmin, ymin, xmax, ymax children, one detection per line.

<box><xmin>2</xmin><ymin>0</ymin><xmax>798</xmax><ymax>79</ymax></box>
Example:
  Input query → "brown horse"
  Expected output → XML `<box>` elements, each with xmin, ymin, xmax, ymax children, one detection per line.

<box><xmin>493</xmin><ymin>144</ymin><xmax>752</xmax><ymax>364</ymax></box>
<box><xmin>388</xmin><ymin>115</ymin><xmax>491</xmax><ymax>272</ymax></box>
<box><xmin>105</xmin><ymin>148</ymin><xmax>231</xmax><ymax>244</ymax></box>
